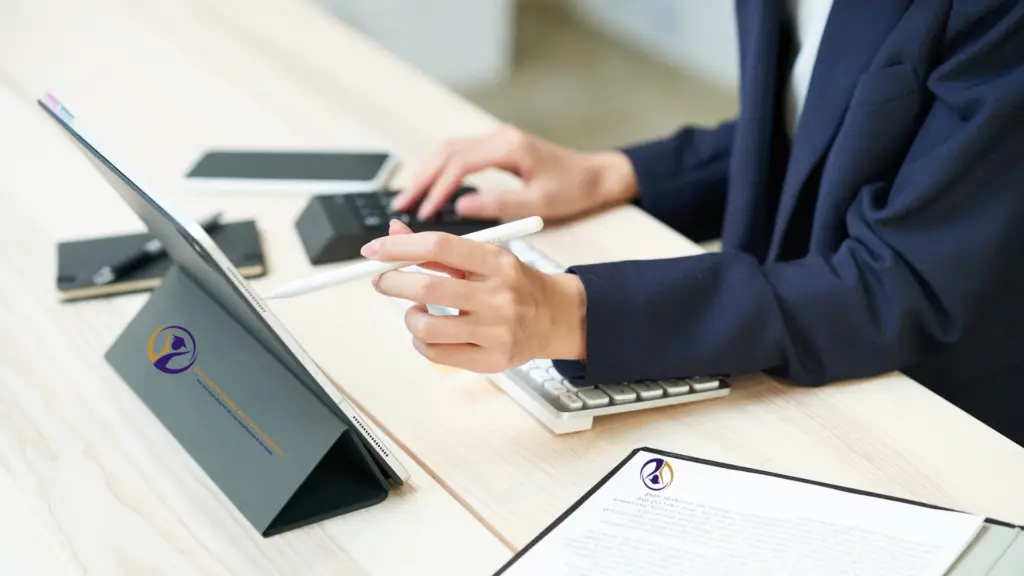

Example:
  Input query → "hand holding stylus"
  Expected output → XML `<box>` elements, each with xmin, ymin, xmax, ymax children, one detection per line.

<box><xmin>265</xmin><ymin>217</ymin><xmax>545</xmax><ymax>299</ymax></box>
<box><xmin>364</xmin><ymin>219</ymin><xmax>588</xmax><ymax>374</ymax></box>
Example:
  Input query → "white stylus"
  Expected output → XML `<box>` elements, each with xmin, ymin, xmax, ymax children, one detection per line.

<box><xmin>263</xmin><ymin>216</ymin><xmax>545</xmax><ymax>300</ymax></box>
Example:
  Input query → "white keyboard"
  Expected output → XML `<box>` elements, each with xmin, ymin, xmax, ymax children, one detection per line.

<box><xmin>391</xmin><ymin>239</ymin><xmax>732</xmax><ymax>434</ymax></box>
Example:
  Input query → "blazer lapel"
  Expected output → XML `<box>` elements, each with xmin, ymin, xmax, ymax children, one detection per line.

<box><xmin>722</xmin><ymin>0</ymin><xmax>788</xmax><ymax>259</ymax></box>
<box><xmin>768</xmin><ymin>0</ymin><xmax>912</xmax><ymax>260</ymax></box>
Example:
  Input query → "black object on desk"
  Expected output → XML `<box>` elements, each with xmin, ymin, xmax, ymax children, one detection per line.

<box><xmin>92</xmin><ymin>211</ymin><xmax>224</xmax><ymax>286</ymax></box>
<box><xmin>295</xmin><ymin>186</ymin><xmax>497</xmax><ymax>265</ymax></box>
<box><xmin>56</xmin><ymin>219</ymin><xmax>266</xmax><ymax>301</ymax></box>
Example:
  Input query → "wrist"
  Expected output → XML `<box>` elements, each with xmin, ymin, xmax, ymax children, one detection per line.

<box><xmin>545</xmin><ymin>273</ymin><xmax>587</xmax><ymax>360</ymax></box>
<box><xmin>588</xmin><ymin>150</ymin><xmax>639</xmax><ymax>206</ymax></box>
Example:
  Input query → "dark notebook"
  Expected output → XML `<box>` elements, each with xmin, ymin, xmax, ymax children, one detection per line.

<box><xmin>56</xmin><ymin>220</ymin><xmax>266</xmax><ymax>301</ymax></box>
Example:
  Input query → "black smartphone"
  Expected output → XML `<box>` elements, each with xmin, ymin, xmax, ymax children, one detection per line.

<box><xmin>184</xmin><ymin>149</ymin><xmax>397</xmax><ymax>193</ymax></box>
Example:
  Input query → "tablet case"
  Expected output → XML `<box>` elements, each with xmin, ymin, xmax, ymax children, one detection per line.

<box><xmin>496</xmin><ymin>447</ymin><xmax>1024</xmax><ymax>575</ymax></box>
<box><xmin>104</xmin><ymin>265</ymin><xmax>390</xmax><ymax>536</ymax></box>
<box><xmin>57</xmin><ymin>220</ymin><xmax>265</xmax><ymax>301</ymax></box>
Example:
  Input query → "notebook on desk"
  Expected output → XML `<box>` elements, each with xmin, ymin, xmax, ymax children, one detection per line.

<box><xmin>56</xmin><ymin>220</ymin><xmax>266</xmax><ymax>301</ymax></box>
<box><xmin>497</xmin><ymin>448</ymin><xmax>1024</xmax><ymax>576</ymax></box>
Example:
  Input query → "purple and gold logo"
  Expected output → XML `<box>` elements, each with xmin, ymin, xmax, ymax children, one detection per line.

<box><xmin>145</xmin><ymin>324</ymin><xmax>283</xmax><ymax>457</ymax></box>
<box><xmin>147</xmin><ymin>325</ymin><xmax>198</xmax><ymax>374</ymax></box>
<box><xmin>641</xmin><ymin>457</ymin><xmax>674</xmax><ymax>491</ymax></box>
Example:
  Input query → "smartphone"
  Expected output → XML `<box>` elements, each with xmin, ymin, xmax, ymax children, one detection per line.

<box><xmin>183</xmin><ymin>149</ymin><xmax>397</xmax><ymax>193</ymax></box>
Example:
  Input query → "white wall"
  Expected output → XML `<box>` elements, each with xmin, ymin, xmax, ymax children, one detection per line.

<box><xmin>566</xmin><ymin>0</ymin><xmax>740</xmax><ymax>90</ymax></box>
<box><xmin>315</xmin><ymin>0</ymin><xmax>738</xmax><ymax>92</ymax></box>
<box><xmin>316</xmin><ymin>0</ymin><xmax>515</xmax><ymax>90</ymax></box>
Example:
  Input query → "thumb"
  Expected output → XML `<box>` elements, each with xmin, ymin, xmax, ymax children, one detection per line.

<box><xmin>455</xmin><ymin>190</ymin><xmax>537</xmax><ymax>220</ymax></box>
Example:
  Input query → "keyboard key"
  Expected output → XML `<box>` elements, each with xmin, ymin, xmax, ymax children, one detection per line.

<box><xmin>557</xmin><ymin>392</ymin><xmax>583</xmax><ymax>411</ymax></box>
<box><xmin>659</xmin><ymin>380</ymin><xmax>691</xmax><ymax>396</ymax></box>
<box><xmin>547</xmin><ymin>367</ymin><xmax>565</xmax><ymax>380</ymax></box>
<box><xmin>687</xmin><ymin>376</ymin><xmax>721</xmax><ymax>392</ymax></box>
<box><xmin>577</xmin><ymin>388</ymin><xmax>610</xmax><ymax>408</ymax></box>
<box><xmin>598</xmin><ymin>383</ymin><xmax>637</xmax><ymax>404</ymax></box>
<box><xmin>529</xmin><ymin>368</ymin><xmax>549</xmax><ymax>382</ymax></box>
<box><xmin>629</xmin><ymin>382</ymin><xmax>664</xmax><ymax>400</ymax></box>
<box><xmin>566</xmin><ymin>377</ymin><xmax>593</xmax><ymax>390</ymax></box>
<box><xmin>363</xmin><ymin>215</ymin><xmax>383</xmax><ymax>227</ymax></box>
<box><xmin>543</xmin><ymin>379</ymin><xmax>567</xmax><ymax>394</ymax></box>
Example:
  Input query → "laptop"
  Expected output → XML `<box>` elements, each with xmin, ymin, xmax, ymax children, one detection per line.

<box><xmin>37</xmin><ymin>93</ymin><xmax>410</xmax><ymax>486</ymax></box>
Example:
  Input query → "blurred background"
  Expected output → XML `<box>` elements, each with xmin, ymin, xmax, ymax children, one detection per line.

<box><xmin>316</xmin><ymin>0</ymin><xmax>740</xmax><ymax>151</ymax></box>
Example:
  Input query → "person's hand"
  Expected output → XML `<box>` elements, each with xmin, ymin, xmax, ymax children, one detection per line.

<box><xmin>362</xmin><ymin>220</ymin><xmax>587</xmax><ymax>372</ymax></box>
<box><xmin>390</xmin><ymin>124</ymin><xmax>639</xmax><ymax>221</ymax></box>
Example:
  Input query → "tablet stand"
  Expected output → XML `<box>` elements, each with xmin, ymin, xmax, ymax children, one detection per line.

<box><xmin>105</xmin><ymin>266</ymin><xmax>389</xmax><ymax>536</ymax></box>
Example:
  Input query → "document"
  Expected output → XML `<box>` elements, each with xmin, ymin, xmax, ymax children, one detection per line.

<box><xmin>501</xmin><ymin>450</ymin><xmax>985</xmax><ymax>576</ymax></box>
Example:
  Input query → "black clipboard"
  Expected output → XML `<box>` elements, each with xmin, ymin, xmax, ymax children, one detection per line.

<box><xmin>495</xmin><ymin>447</ymin><xmax>1024</xmax><ymax>574</ymax></box>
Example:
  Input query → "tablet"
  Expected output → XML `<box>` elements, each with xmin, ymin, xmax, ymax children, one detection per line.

<box><xmin>37</xmin><ymin>93</ymin><xmax>409</xmax><ymax>486</ymax></box>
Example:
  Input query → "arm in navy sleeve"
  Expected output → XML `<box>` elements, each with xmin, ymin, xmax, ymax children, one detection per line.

<box><xmin>621</xmin><ymin>120</ymin><xmax>735</xmax><ymax>243</ymax></box>
<box><xmin>562</xmin><ymin>3</ymin><xmax>1024</xmax><ymax>387</ymax></box>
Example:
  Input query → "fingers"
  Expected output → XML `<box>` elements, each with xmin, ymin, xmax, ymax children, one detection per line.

<box><xmin>416</xmin><ymin>135</ymin><xmax>521</xmax><ymax>220</ymax></box>
<box><xmin>373</xmin><ymin>232</ymin><xmax>505</xmax><ymax>275</ymax></box>
<box><xmin>374</xmin><ymin>269</ymin><xmax>479</xmax><ymax>308</ymax></box>
<box><xmin>388</xmin><ymin>219</ymin><xmax>413</xmax><ymax>235</ymax></box>
<box><xmin>406</xmin><ymin>261</ymin><xmax>466</xmax><ymax>279</ymax></box>
<box><xmin>454</xmin><ymin>190</ymin><xmax>539</xmax><ymax>220</ymax></box>
<box><xmin>394</xmin><ymin>125</ymin><xmax>531</xmax><ymax>219</ymax></box>
<box><xmin>411</xmin><ymin>339</ymin><xmax>505</xmax><ymax>374</ymax></box>
<box><xmin>404</xmin><ymin>304</ymin><xmax>471</xmax><ymax>344</ymax></box>
<box><xmin>391</xmin><ymin>145</ymin><xmax>451</xmax><ymax>211</ymax></box>
<box><xmin>369</xmin><ymin>219</ymin><xmax>464</xmax><ymax>278</ymax></box>
<box><xmin>405</xmin><ymin>305</ymin><xmax>508</xmax><ymax>372</ymax></box>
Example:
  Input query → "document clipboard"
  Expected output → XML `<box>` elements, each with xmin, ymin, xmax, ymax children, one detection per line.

<box><xmin>497</xmin><ymin>447</ymin><xmax>1024</xmax><ymax>575</ymax></box>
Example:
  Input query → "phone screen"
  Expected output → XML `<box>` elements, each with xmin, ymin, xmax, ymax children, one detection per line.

<box><xmin>186</xmin><ymin>151</ymin><xmax>390</xmax><ymax>181</ymax></box>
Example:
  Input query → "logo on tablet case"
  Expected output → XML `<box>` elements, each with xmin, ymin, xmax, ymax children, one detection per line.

<box><xmin>146</xmin><ymin>324</ymin><xmax>284</xmax><ymax>457</ymax></box>
<box><xmin>147</xmin><ymin>325</ymin><xmax>197</xmax><ymax>374</ymax></box>
<box><xmin>641</xmin><ymin>457</ymin><xmax>674</xmax><ymax>491</ymax></box>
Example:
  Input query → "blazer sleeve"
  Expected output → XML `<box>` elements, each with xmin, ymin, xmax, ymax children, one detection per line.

<box><xmin>558</xmin><ymin>3</ymin><xmax>1024</xmax><ymax>387</ymax></box>
<box><xmin>620</xmin><ymin>120</ymin><xmax>735</xmax><ymax>243</ymax></box>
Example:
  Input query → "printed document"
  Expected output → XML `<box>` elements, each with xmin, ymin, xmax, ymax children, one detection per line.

<box><xmin>502</xmin><ymin>450</ymin><xmax>984</xmax><ymax>576</ymax></box>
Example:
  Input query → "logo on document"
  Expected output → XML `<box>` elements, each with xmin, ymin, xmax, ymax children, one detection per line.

<box><xmin>147</xmin><ymin>325</ymin><xmax>198</xmax><ymax>374</ymax></box>
<box><xmin>641</xmin><ymin>457</ymin><xmax>674</xmax><ymax>491</ymax></box>
<box><xmin>145</xmin><ymin>324</ymin><xmax>284</xmax><ymax>457</ymax></box>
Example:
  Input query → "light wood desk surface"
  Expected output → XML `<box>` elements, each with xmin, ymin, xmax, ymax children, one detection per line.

<box><xmin>2</xmin><ymin>0</ymin><xmax>1024</xmax><ymax>571</ymax></box>
<box><xmin>0</xmin><ymin>1</ymin><xmax>510</xmax><ymax>574</ymax></box>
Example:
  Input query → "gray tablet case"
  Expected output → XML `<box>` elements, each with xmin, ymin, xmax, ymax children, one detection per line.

<box><xmin>497</xmin><ymin>447</ymin><xmax>1024</xmax><ymax>575</ymax></box>
<box><xmin>105</xmin><ymin>266</ymin><xmax>389</xmax><ymax>536</ymax></box>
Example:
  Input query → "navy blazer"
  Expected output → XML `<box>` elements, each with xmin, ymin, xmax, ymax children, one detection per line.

<box><xmin>558</xmin><ymin>0</ymin><xmax>1024</xmax><ymax>444</ymax></box>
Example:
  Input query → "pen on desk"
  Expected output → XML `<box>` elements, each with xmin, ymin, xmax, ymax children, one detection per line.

<box><xmin>91</xmin><ymin>211</ymin><xmax>224</xmax><ymax>286</ymax></box>
<box><xmin>264</xmin><ymin>216</ymin><xmax>545</xmax><ymax>300</ymax></box>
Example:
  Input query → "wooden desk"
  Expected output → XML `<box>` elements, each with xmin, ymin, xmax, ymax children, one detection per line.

<box><xmin>0</xmin><ymin>3</ymin><xmax>510</xmax><ymax>575</ymax></box>
<box><xmin>166</xmin><ymin>0</ymin><xmax>1024</xmax><ymax>549</ymax></box>
<box><xmin>3</xmin><ymin>0</ymin><xmax>1024</xmax><ymax>571</ymax></box>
